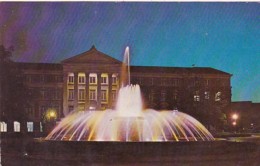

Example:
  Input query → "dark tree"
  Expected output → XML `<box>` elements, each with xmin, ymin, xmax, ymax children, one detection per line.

<box><xmin>0</xmin><ymin>45</ymin><xmax>34</xmax><ymax>131</ymax></box>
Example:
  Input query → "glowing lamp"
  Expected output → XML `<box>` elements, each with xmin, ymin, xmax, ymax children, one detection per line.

<box><xmin>232</xmin><ymin>113</ymin><xmax>238</xmax><ymax>120</ymax></box>
<box><xmin>232</xmin><ymin>121</ymin><xmax>237</xmax><ymax>126</ymax></box>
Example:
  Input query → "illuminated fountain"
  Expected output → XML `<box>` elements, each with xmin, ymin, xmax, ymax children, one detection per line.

<box><xmin>46</xmin><ymin>47</ymin><xmax>214</xmax><ymax>142</ymax></box>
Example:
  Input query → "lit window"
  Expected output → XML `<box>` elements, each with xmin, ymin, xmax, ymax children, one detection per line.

<box><xmin>78</xmin><ymin>76</ymin><xmax>85</xmax><ymax>84</ymax></box>
<box><xmin>68</xmin><ymin>75</ymin><xmax>74</xmax><ymax>84</ymax></box>
<box><xmin>89</xmin><ymin>73</ymin><xmax>97</xmax><ymax>84</ymax></box>
<box><xmin>0</xmin><ymin>122</ymin><xmax>7</xmax><ymax>132</ymax></box>
<box><xmin>215</xmin><ymin>92</ymin><xmax>221</xmax><ymax>101</ymax></box>
<box><xmin>89</xmin><ymin>90</ymin><xmax>96</xmax><ymax>100</ymax></box>
<box><xmin>194</xmin><ymin>91</ymin><xmax>200</xmax><ymax>102</ymax></box>
<box><xmin>40</xmin><ymin>122</ymin><xmax>43</xmax><ymax>132</ymax></box>
<box><xmin>27</xmin><ymin>122</ymin><xmax>33</xmax><ymax>132</ymax></box>
<box><xmin>78</xmin><ymin>73</ymin><xmax>85</xmax><ymax>84</ymax></box>
<box><xmin>205</xmin><ymin>91</ymin><xmax>210</xmax><ymax>99</ymax></box>
<box><xmin>78</xmin><ymin>89</ymin><xmax>85</xmax><ymax>100</ymax></box>
<box><xmin>101</xmin><ymin>90</ymin><xmax>107</xmax><ymax>101</ymax></box>
<box><xmin>112</xmin><ymin>74</ymin><xmax>118</xmax><ymax>85</ymax></box>
<box><xmin>101</xmin><ymin>77</ymin><xmax>107</xmax><ymax>84</ymax></box>
<box><xmin>194</xmin><ymin>95</ymin><xmax>200</xmax><ymax>102</ymax></box>
<box><xmin>14</xmin><ymin>121</ymin><xmax>20</xmax><ymax>132</ymax></box>
<box><xmin>68</xmin><ymin>89</ymin><xmax>74</xmax><ymax>100</ymax></box>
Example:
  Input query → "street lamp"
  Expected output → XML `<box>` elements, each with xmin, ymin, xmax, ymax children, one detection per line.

<box><xmin>232</xmin><ymin>121</ymin><xmax>237</xmax><ymax>126</ymax></box>
<box><xmin>232</xmin><ymin>113</ymin><xmax>238</xmax><ymax>121</ymax></box>
<box><xmin>231</xmin><ymin>113</ymin><xmax>239</xmax><ymax>133</ymax></box>
<box><xmin>49</xmin><ymin>111</ymin><xmax>55</xmax><ymax>118</ymax></box>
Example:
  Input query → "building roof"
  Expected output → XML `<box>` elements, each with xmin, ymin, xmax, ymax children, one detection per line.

<box><xmin>16</xmin><ymin>62</ymin><xmax>62</xmax><ymax>70</ymax></box>
<box><xmin>15</xmin><ymin>46</ymin><xmax>232</xmax><ymax>76</ymax></box>
<box><xmin>130</xmin><ymin>66</ymin><xmax>232</xmax><ymax>76</ymax></box>
<box><xmin>62</xmin><ymin>45</ymin><xmax>122</xmax><ymax>64</ymax></box>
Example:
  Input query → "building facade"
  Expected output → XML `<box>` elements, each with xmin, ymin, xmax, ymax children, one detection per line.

<box><xmin>1</xmin><ymin>46</ymin><xmax>232</xmax><ymax>133</ymax></box>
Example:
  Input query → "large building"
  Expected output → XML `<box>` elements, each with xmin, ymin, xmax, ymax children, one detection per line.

<box><xmin>1</xmin><ymin>46</ymin><xmax>232</xmax><ymax>133</ymax></box>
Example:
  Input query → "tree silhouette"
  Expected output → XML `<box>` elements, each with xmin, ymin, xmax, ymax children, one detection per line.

<box><xmin>0</xmin><ymin>45</ymin><xmax>35</xmax><ymax>132</ymax></box>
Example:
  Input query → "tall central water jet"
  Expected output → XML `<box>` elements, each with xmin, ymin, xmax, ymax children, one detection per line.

<box><xmin>46</xmin><ymin>47</ymin><xmax>214</xmax><ymax>142</ymax></box>
<box><xmin>121</xmin><ymin>46</ymin><xmax>130</xmax><ymax>87</ymax></box>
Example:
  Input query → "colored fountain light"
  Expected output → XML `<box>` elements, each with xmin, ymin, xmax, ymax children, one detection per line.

<box><xmin>46</xmin><ymin>47</ymin><xmax>214</xmax><ymax>142</ymax></box>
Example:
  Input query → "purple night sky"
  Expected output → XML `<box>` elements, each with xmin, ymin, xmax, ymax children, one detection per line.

<box><xmin>0</xmin><ymin>2</ymin><xmax>259</xmax><ymax>102</ymax></box>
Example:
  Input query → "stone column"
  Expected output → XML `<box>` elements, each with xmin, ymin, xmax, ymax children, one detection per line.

<box><xmin>85</xmin><ymin>73</ymin><xmax>89</xmax><ymax>110</ymax></box>
<box><xmin>97</xmin><ymin>73</ymin><xmax>102</xmax><ymax>110</ymax></box>
<box><xmin>74</xmin><ymin>72</ymin><xmax>78</xmax><ymax>111</ymax></box>
<box><xmin>63</xmin><ymin>73</ymin><xmax>68</xmax><ymax>116</ymax></box>
<box><xmin>108</xmin><ymin>73</ymin><xmax>113</xmax><ymax>108</ymax></box>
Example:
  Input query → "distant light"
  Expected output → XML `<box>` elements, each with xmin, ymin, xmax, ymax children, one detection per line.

<box><xmin>50</xmin><ymin>112</ymin><xmax>55</xmax><ymax>117</ymax></box>
<box><xmin>232</xmin><ymin>121</ymin><xmax>237</xmax><ymax>126</ymax></box>
<box><xmin>232</xmin><ymin>113</ymin><xmax>238</xmax><ymax>120</ymax></box>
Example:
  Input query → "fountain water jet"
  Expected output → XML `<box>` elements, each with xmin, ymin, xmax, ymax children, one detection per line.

<box><xmin>46</xmin><ymin>47</ymin><xmax>214</xmax><ymax>142</ymax></box>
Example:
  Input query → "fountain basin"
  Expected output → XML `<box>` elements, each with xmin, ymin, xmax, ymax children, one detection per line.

<box><xmin>24</xmin><ymin>139</ymin><xmax>259</xmax><ymax>165</ymax></box>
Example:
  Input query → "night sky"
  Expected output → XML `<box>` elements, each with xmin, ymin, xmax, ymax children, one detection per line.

<box><xmin>0</xmin><ymin>2</ymin><xmax>259</xmax><ymax>102</ymax></box>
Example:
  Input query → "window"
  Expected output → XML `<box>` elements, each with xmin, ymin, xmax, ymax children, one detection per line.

<box><xmin>112</xmin><ymin>90</ymin><xmax>117</xmax><ymax>101</ymax></box>
<box><xmin>26</xmin><ymin>107</ymin><xmax>33</xmax><ymax>116</ymax></box>
<box><xmin>112</xmin><ymin>75</ymin><xmax>118</xmax><ymax>85</ymax></box>
<box><xmin>161</xmin><ymin>91</ymin><xmax>166</xmax><ymax>102</ymax></box>
<box><xmin>40</xmin><ymin>89</ymin><xmax>47</xmax><ymax>99</ymax></box>
<box><xmin>40</xmin><ymin>106</ymin><xmax>46</xmax><ymax>118</ymax></box>
<box><xmin>26</xmin><ymin>75</ymin><xmax>31</xmax><ymax>83</ymax></box>
<box><xmin>0</xmin><ymin>122</ymin><xmax>7</xmax><ymax>132</ymax></box>
<box><xmin>194</xmin><ymin>91</ymin><xmax>200</xmax><ymax>102</ymax></box>
<box><xmin>150</xmin><ymin>78</ymin><xmax>154</xmax><ymax>85</ymax></box>
<box><xmin>78</xmin><ymin>89</ymin><xmax>85</xmax><ymax>100</ymax></box>
<box><xmin>27</xmin><ymin>122</ymin><xmax>33</xmax><ymax>132</ymax></box>
<box><xmin>149</xmin><ymin>91</ymin><xmax>155</xmax><ymax>102</ymax></box>
<box><xmin>31</xmin><ymin>75</ymin><xmax>41</xmax><ymax>83</ymax></box>
<box><xmin>40</xmin><ymin>122</ymin><xmax>43</xmax><ymax>132</ymax></box>
<box><xmin>89</xmin><ymin>73</ymin><xmax>97</xmax><ymax>84</ymax></box>
<box><xmin>68</xmin><ymin>89</ymin><xmax>74</xmax><ymax>100</ymax></box>
<box><xmin>53</xmin><ymin>89</ymin><xmax>61</xmax><ymax>100</ymax></box>
<box><xmin>205</xmin><ymin>91</ymin><xmax>210</xmax><ymax>99</ymax></box>
<box><xmin>173</xmin><ymin>90</ymin><xmax>178</xmax><ymax>100</ymax></box>
<box><xmin>101</xmin><ymin>76</ymin><xmax>107</xmax><ymax>84</ymax></box>
<box><xmin>55</xmin><ymin>75</ymin><xmax>63</xmax><ymax>82</ymax></box>
<box><xmin>78</xmin><ymin>73</ymin><xmax>85</xmax><ymax>84</ymax></box>
<box><xmin>89</xmin><ymin>90</ymin><xmax>96</xmax><ymax>100</ymax></box>
<box><xmin>172</xmin><ymin>79</ymin><xmax>178</xmax><ymax>86</ymax></box>
<box><xmin>205</xmin><ymin>79</ymin><xmax>210</xmax><ymax>86</ymax></box>
<box><xmin>161</xmin><ymin>78</ymin><xmax>166</xmax><ymax>86</ymax></box>
<box><xmin>90</xmin><ymin>77</ymin><xmax>96</xmax><ymax>84</ymax></box>
<box><xmin>101</xmin><ymin>90</ymin><xmax>107</xmax><ymax>101</ymax></box>
<box><xmin>68</xmin><ymin>76</ymin><xmax>74</xmax><ymax>84</ymax></box>
<box><xmin>78</xmin><ymin>76</ymin><xmax>85</xmax><ymax>84</ymax></box>
<box><xmin>215</xmin><ymin>92</ymin><xmax>221</xmax><ymax>101</ymax></box>
<box><xmin>14</xmin><ymin>121</ymin><xmax>20</xmax><ymax>132</ymax></box>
